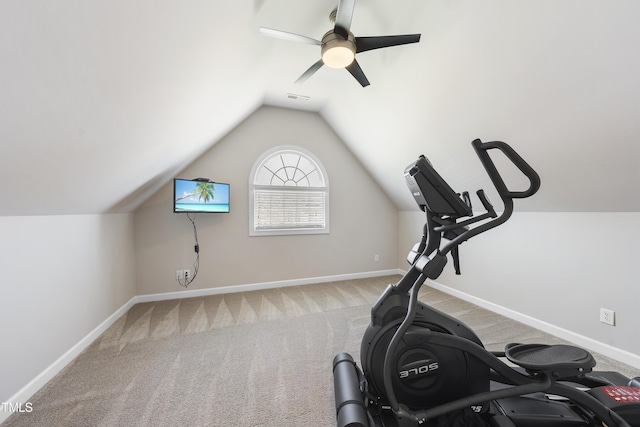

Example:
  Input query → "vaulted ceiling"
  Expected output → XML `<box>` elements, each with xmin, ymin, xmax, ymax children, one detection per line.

<box><xmin>1</xmin><ymin>0</ymin><xmax>638</xmax><ymax>216</ymax></box>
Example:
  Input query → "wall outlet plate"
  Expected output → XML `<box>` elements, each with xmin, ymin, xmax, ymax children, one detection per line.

<box><xmin>600</xmin><ymin>308</ymin><xmax>615</xmax><ymax>326</ymax></box>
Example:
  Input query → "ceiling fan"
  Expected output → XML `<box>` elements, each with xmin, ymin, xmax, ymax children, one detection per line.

<box><xmin>259</xmin><ymin>0</ymin><xmax>421</xmax><ymax>87</ymax></box>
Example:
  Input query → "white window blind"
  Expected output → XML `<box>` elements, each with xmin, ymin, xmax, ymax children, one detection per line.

<box><xmin>254</xmin><ymin>187</ymin><xmax>326</xmax><ymax>230</ymax></box>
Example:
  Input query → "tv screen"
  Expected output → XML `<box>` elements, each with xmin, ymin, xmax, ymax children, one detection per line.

<box><xmin>173</xmin><ymin>179</ymin><xmax>230</xmax><ymax>213</ymax></box>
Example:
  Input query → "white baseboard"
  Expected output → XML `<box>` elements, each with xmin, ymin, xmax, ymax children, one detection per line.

<box><xmin>427</xmin><ymin>279</ymin><xmax>640</xmax><ymax>370</ymax></box>
<box><xmin>1</xmin><ymin>297</ymin><xmax>138</xmax><ymax>424</ymax></box>
<box><xmin>135</xmin><ymin>269</ymin><xmax>403</xmax><ymax>303</ymax></box>
<box><xmin>1</xmin><ymin>269</ymin><xmax>402</xmax><ymax>424</ymax></box>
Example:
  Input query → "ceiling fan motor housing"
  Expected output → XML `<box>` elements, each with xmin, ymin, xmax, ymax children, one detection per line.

<box><xmin>321</xmin><ymin>31</ymin><xmax>356</xmax><ymax>68</ymax></box>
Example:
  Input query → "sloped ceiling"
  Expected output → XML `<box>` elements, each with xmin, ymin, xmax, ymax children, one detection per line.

<box><xmin>1</xmin><ymin>0</ymin><xmax>638</xmax><ymax>216</ymax></box>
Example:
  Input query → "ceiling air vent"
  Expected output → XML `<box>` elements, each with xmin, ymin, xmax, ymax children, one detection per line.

<box><xmin>287</xmin><ymin>93</ymin><xmax>310</xmax><ymax>101</ymax></box>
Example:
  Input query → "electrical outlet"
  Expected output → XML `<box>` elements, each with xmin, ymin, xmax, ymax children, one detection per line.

<box><xmin>184</xmin><ymin>269</ymin><xmax>190</xmax><ymax>282</ymax></box>
<box><xmin>374</xmin><ymin>254</ymin><xmax>380</xmax><ymax>262</ymax></box>
<box><xmin>600</xmin><ymin>308</ymin><xmax>615</xmax><ymax>326</ymax></box>
<box><xmin>176</xmin><ymin>270</ymin><xmax>184</xmax><ymax>280</ymax></box>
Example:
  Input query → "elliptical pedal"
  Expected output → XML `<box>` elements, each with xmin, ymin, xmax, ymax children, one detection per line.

<box><xmin>504</xmin><ymin>343</ymin><xmax>596</xmax><ymax>378</ymax></box>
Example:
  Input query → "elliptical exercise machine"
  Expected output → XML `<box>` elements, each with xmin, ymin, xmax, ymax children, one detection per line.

<box><xmin>333</xmin><ymin>139</ymin><xmax>640</xmax><ymax>427</ymax></box>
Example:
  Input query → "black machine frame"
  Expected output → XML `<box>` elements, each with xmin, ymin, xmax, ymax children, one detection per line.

<box><xmin>333</xmin><ymin>139</ymin><xmax>640</xmax><ymax>427</ymax></box>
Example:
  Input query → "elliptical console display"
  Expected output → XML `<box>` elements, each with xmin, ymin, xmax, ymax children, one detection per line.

<box><xmin>332</xmin><ymin>139</ymin><xmax>640</xmax><ymax>427</ymax></box>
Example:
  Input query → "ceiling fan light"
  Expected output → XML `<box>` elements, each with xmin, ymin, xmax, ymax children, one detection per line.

<box><xmin>321</xmin><ymin>32</ymin><xmax>356</xmax><ymax>68</ymax></box>
<box><xmin>322</xmin><ymin>46</ymin><xmax>355</xmax><ymax>68</ymax></box>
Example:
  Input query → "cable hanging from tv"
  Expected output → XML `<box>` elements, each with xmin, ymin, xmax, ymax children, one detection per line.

<box><xmin>174</xmin><ymin>176</ymin><xmax>230</xmax><ymax>288</ymax></box>
<box><xmin>177</xmin><ymin>212</ymin><xmax>200</xmax><ymax>288</ymax></box>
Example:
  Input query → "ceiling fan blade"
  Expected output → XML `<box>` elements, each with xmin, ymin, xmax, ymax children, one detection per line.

<box><xmin>295</xmin><ymin>59</ymin><xmax>324</xmax><ymax>84</ymax></box>
<box><xmin>259</xmin><ymin>27</ymin><xmax>321</xmax><ymax>45</ymax></box>
<box><xmin>355</xmin><ymin>34</ymin><xmax>421</xmax><ymax>53</ymax></box>
<box><xmin>334</xmin><ymin>0</ymin><xmax>355</xmax><ymax>38</ymax></box>
<box><xmin>345</xmin><ymin>59</ymin><xmax>370</xmax><ymax>87</ymax></box>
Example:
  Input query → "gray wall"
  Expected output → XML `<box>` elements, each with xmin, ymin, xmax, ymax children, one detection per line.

<box><xmin>399</xmin><ymin>210</ymin><xmax>640</xmax><ymax>366</ymax></box>
<box><xmin>134</xmin><ymin>107</ymin><xmax>398</xmax><ymax>295</ymax></box>
<box><xmin>0</xmin><ymin>214</ymin><xmax>136</xmax><ymax>404</ymax></box>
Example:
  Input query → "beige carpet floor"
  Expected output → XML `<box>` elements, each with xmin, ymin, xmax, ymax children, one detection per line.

<box><xmin>3</xmin><ymin>275</ymin><xmax>636</xmax><ymax>426</ymax></box>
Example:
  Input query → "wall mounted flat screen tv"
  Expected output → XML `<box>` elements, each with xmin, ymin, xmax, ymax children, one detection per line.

<box><xmin>173</xmin><ymin>179</ymin><xmax>230</xmax><ymax>213</ymax></box>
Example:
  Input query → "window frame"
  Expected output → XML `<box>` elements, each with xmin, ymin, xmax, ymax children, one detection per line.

<box><xmin>249</xmin><ymin>145</ymin><xmax>330</xmax><ymax>236</ymax></box>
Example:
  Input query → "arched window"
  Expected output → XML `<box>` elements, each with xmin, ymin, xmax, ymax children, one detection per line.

<box><xmin>249</xmin><ymin>146</ymin><xmax>329</xmax><ymax>236</ymax></box>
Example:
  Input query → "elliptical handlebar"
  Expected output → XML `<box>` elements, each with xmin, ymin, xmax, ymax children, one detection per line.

<box><xmin>471</xmin><ymin>138</ymin><xmax>541</xmax><ymax>200</ymax></box>
<box><xmin>437</xmin><ymin>139</ymin><xmax>541</xmax><ymax>258</ymax></box>
<box><xmin>397</xmin><ymin>139</ymin><xmax>541</xmax><ymax>289</ymax></box>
